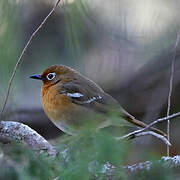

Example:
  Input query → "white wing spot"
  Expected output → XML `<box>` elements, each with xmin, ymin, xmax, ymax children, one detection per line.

<box><xmin>86</xmin><ymin>95</ymin><xmax>102</xmax><ymax>103</ymax></box>
<box><xmin>65</xmin><ymin>92</ymin><xmax>102</xmax><ymax>103</ymax></box>
<box><xmin>66</xmin><ymin>92</ymin><xmax>84</xmax><ymax>98</ymax></box>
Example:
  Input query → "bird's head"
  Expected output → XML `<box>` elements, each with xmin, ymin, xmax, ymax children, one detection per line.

<box><xmin>30</xmin><ymin>65</ymin><xmax>74</xmax><ymax>87</ymax></box>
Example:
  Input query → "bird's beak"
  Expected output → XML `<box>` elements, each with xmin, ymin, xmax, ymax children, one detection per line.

<box><xmin>29</xmin><ymin>74</ymin><xmax>45</xmax><ymax>80</ymax></box>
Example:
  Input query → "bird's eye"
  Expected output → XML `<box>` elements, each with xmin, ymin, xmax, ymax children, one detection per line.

<box><xmin>46</xmin><ymin>72</ymin><xmax>56</xmax><ymax>80</ymax></box>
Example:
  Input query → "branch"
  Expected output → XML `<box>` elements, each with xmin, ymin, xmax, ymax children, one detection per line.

<box><xmin>0</xmin><ymin>0</ymin><xmax>61</xmax><ymax>118</ymax></box>
<box><xmin>5</xmin><ymin>108</ymin><xmax>63</xmax><ymax>139</ymax></box>
<box><xmin>133</xmin><ymin>131</ymin><xmax>171</xmax><ymax>146</ymax></box>
<box><xmin>87</xmin><ymin>155</ymin><xmax>180</xmax><ymax>179</ymax></box>
<box><xmin>120</xmin><ymin>111</ymin><xmax>180</xmax><ymax>140</ymax></box>
<box><xmin>124</xmin><ymin>155</ymin><xmax>180</xmax><ymax>173</ymax></box>
<box><xmin>98</xmin><ymin>156</ymin><xmax>180</xmax><ymax>178</ymax></box>
<box><xmin>116</xmin><ymin>131</ymin><xmax>171</xmax><ymax>146</ymax></box>
<box><xmin>53</xmin><ymin>155</ymin><xmax>180</xmax><ymax>180</ymax></box>
<box><xmin>0</xmin><ymin>121</ymin><xmax>57</xmax><ymax>157</ymax></box>
<box><xmin>166</xmin><ymin>30</ymin><xmax>180</xmax><ymax>156</ymax></box>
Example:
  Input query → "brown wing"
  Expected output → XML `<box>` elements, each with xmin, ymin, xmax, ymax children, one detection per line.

<box><xmin>59</xmin><ymin>82</ymin><xmax>166</xmax><ymax>137</ymax></box>
<box><xmin>59</xmin><ymin>81</ymin><xmax>118</xmax><ymax>113</ymax></box>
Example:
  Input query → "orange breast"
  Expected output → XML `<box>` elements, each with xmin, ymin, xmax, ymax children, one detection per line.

<box><xmin>41</xmin><ymin>84</ymin><xmax>106</xmax><ymax>134</ymax></box>
<box><xmin>41</xmin><ymin>85</ymin><xmax>72</xmax><ymax>122</ymax></box>
<box><xmin>41</xmin><ymin>84</ymin><xmax>89</xmax><ymax>135</ymax></box>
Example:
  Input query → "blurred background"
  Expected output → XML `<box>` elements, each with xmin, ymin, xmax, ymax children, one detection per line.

<box><xmin>1</xmin><ymin>0</ymin><xmax>180</xmax><ymax>162</ymax></box>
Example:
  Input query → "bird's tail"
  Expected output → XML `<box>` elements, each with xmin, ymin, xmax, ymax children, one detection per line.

<box><xmin>122</xmin><ymin>109</ymin><xmax>167</xmax><ymax>137</ymax></box>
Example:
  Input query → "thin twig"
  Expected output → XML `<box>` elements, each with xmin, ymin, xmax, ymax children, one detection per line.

<box><xmin>119</xmin><ymin>111</ymin><xmax>180</xmax><ymax>141</ymax></box>
<box><xmin>135</xmin><ymin>131</ymin><xmax>171</xmax><ymax>146</ymax></box>
<box><xmin>116</xmin><ymin>131</ymin><xmax>171</xmax><ymax>146</ymax></box>
<box><xmin>166</xmin><ymin>30</ymin><xmax>180</xmax><ymax>156</ymax></box>
<box><xmin>0</xmin><ymin>0</ymin><xmax>61</xmax><ymax>118</ymax></box>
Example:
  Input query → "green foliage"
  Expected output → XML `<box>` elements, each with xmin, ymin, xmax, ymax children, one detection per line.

<box><xmin>0</xmin><ymin>160</ymin><xmax>20</xmax><ymax>180</ymax></box>
<box><xmin>0</xmin><ymin>0</ymin><xmax>21</xmax><ymax>81</ymax></box>
<box><xmin>57</xmin><ymin>130</ymin><xmax>128</xmax><ymax>179</ymax></box>
<box><xmin>0</xmin><ymin>0</ymin><xmax>21</xmax><ymax>107</ymax></box>
<box><xmin>0</xmin><ymin>128</ymin><xmax>177</xmax><ymax>180</ymax></box>
<box><xmin>0</xmin><ymin>131</ymin><xmax>127</xmax><ymax>180</ymax></box>
<box><xmin>129</xmin><ymin>161</ymin><xmax>174</xmax><ymax>180</ymax></box>
<box><xmin>2</xmin><ymin>143</ymin><xmax>56</xmax><ymax>180</ymax></box>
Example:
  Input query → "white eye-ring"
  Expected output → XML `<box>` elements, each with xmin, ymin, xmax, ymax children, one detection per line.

<box><xmin>46</xmin><ymin>72</ymin><xmax>56</xmax><ymax>80</ymax></box>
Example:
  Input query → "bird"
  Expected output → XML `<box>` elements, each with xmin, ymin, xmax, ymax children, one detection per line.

<box><xmin>30</xmin><ymin>65</ymin><xmax>166</xmax><ymax>137</ymax></box>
